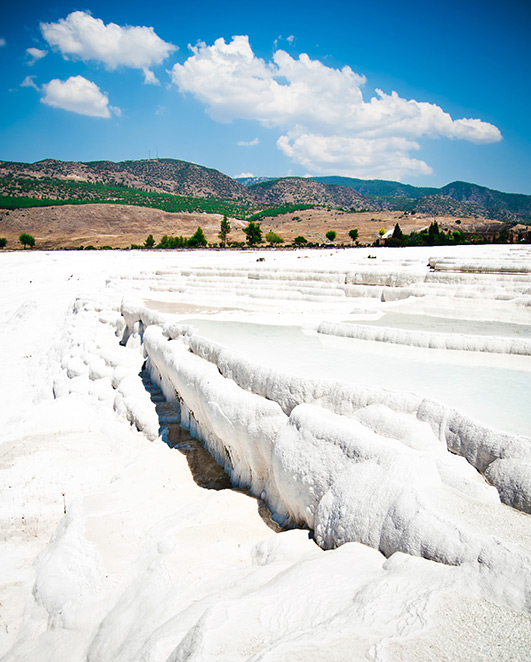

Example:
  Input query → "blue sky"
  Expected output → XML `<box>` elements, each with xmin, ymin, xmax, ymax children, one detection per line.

<box><xmin>1</xmin><ymin>0</ymin><xmax>530</xmax><ymax>193</ymax></box>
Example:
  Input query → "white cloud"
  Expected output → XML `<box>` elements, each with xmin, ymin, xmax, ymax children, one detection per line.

<box><xmin>237</xmin><ymin>138</ymin><xmax>259</xmax><ymax>146</ymax></box>
<box><xmin>171</xmin><ymin>36</ymin><xmax>502</xmax><ymax>179</ymax></box>
<box><xmin>234</xmin><ymin>172</ymin><xmax>254</xmax><ymax>178</ymax></box>
<box><xmin>142</xmin><ymin>69</ymin><xmax>159</xmax><ymax>85</ymax></box>
<box><xmin>172</xmin><ymin>36</ymin><xmax>366</xmax><ymax>127</ymax></box>
<box><xmin>277</xmin><ymin>130</ymin><xmax>433</xmax><ymax>180</ymax></box>
<box><xmin>41</xmin><ymin>75</ymin><xmax>117</xmax><ymax>118</ymax></box>
<box><xmin>41</xmin><ymin>11</ymin><xmax>175</xmax><ymax>83</ymax></box>
<box><xmin>274</xmin><ymin>34</ymin><xmax>295</xmax><ymax>48</ymax></box>
<box><xmin>21</xmin><ymin>75</ymin><xmax>39</xmax><ymax>90</ymax></box>
<box><xmin>0</xmin><ymin>38</ymin><xmax>6</xmax><ymax>47</ymax></box>
<box><xmin>26</xmin><ymin>47</ymin><xmax>47</xmax><ymax>65</ymax></box>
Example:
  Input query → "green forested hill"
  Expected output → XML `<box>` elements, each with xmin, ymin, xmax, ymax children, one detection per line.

<box><xmin>312</xmin><ymin>176</ymin><xmax>531</xmax><ymax>223</ymax></box>
<box><xmin>0</xmin><ymin>159</ymin><xmax>529</xmax><ymax>223</ymax></box>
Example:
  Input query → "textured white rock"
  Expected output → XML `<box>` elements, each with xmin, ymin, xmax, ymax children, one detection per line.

<box><xmin>2</xmin><ymin>245</ymin><xmax>530</xmax><ymax>661</ymax></box>
<box><xmin>137</xmin><ymin>315</ymin><xmax>531</xmax><ymax>616</ymax></box>
<box><xmin>318</xmin><ymin>320</ymin><xmax>531</xmax><ymax>355</ymax></box>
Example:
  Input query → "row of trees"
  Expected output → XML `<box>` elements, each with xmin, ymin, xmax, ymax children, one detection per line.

<box><xmin>377</xmin><ymin>222</ymin><xmax>529</xmax><ymax>247</ymax></box>
<box><xmin>0</xmin><ymin>234</ymin><xmax>35</xmax><ymax>249</ymax></box>
<box><xmin>0</xmin><ymin>219</ymin><xmax>360</xmax><ymax>251</ymax></box>
<box><xmin>137</xmin><ymin>218</ymin><xmax>360</xmax><ymax>250</ymax></box>
<box><xmin>382</xmin><ymin>222</ymin><xmax>467</xmax><ymax>247</ymax></box>
<box><xmin>220</xmin><ymin>218</ymin><xmax>359</xmax><ymax>247</ymax></box>
<box><xmin>324</xmin><ymin>229</ymin><xmax>359</xmax><ymax>242</ymax></box>
<box><xmin>381</xmin><ymin>222</ymin><xmax>521</xmax><ymax>247</ymax></box>
<box><xmin>151</xmin><ymin>226</ymin><xmax>208</xmax><ymax>249</ymax></box>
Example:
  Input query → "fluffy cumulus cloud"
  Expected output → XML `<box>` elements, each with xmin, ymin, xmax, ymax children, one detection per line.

<box><xmin>277</xmin><ymin>130</ymin><xmax>433</xmax><ymax>179</ymax></box>
<box><xmin>41</xmin><ymin>75</ymin><xmax>118</xmax><ymax>118</ymax></box>
<box><xmin>41</xmin><ymin>11</ymin><xmax>175</xmax><ymax>84</ymax></box>
<box><xmin>171</xmin><ymin>36</ymin><xmax>502</xmax><ymax>179</ymax></box>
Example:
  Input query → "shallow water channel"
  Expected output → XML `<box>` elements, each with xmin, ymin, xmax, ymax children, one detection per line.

<box><xmin>358</xmin><ymin>312</ymin><xmax>531</xmax><ymax>338</ymax></box>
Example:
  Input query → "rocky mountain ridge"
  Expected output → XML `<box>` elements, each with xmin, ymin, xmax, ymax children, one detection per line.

<box><xmin>0</xmin><ymin>158</ymin><xmax>249</xmax><ymax>202</ymax></box>
<box><xmin>248</xmin><ymin>177</ymin><xmax>376</xmax><ymax>210</ymax></box>
<box><xmin>0</xmin><ymin>159</ymin><xmax>378</xmax><ymax>212</ymax></box>
<box><xmin>312</xmin><ymin>176</ymin><xmax>531</xmax><ymax>223</ymax></box>
<box><xmin>1</xmin><ymin>159</ymin><xmax>529</xmax><ymax>223</ymax></box>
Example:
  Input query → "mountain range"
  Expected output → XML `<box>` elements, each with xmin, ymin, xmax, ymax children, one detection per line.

<box><xmin>310</xmin><ymin>176</ymin><xmax>531</xmax><ymax>223</ymax></box>
<box><xmin>0</xmin><ymin>158</ymin><xmax>530</xmax><ymax>224</ymax></box>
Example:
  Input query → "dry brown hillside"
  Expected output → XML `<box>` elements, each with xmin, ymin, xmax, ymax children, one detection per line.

<box><xmin>0</xmin><ymin>204</ymin><xmax>505</xmax><ymax>250</ymax></box>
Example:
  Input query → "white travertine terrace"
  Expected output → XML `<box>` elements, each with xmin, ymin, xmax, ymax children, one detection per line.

<box><xmin>1</xmin><ymin>244</ymin><xmax>530</xmax><ymax>660</ymax></box>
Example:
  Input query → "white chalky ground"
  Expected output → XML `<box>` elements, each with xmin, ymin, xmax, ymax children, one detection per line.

<box><xmin>1</xmin><ymin>244</ymin><xmax>530</xmax><ymax>661</ymax></box>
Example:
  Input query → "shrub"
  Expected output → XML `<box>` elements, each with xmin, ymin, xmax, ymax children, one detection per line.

<box><xmin>348</xmin><ymin>229</ymin><xmax>358</xmax><ymax>242</ymax></box>
<box><xmin>293</xmin><ymin>235</ymin><xmax>308</xmax><ymax>246</ymax></box>
<box><xmin>325</xmin><ymin>230</ymin><xmax>336</xmax><ymax>242</ymax></box>
<box><xmin>157</xmin><ymin>234</ymin><xmax>187</xmax><ymax>249</ymax></box>
<box><xmin>0</xmin><ymin>238</ymin><xmax>6</xmax><ymax>248</ymax></box>
<box><xmin>265</xmin><ymin>231</ymin><xmax>284</xmax><ymax>245</ymax></box>
<box><xmin>144</xmin><ymin>234</ymin><xmax>155</xmax><ymax>248</ymax></box>
<box><xmin>384</xmin><ymin>237</ymin><xmax>402</xmax><ymax>247</ymax></box>
<box><xmin>495</xmin><ymin>227</ymin><xmax>510</xmax><ymax>244</ymax></box>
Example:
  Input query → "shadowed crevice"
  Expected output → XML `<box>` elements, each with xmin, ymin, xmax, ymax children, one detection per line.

<box><xmin>139</xmin><ymin>366</ymin><xmax>285</xmax><ymax>532</ymax></box>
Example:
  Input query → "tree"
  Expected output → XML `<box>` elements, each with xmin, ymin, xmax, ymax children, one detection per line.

<box><xmin>218</xmin><ymin>215</ymin><xmax>231</xmax><ymax>246</ymax></box>
<box><xmin>293</xmin><ymin>235</ymin><xmax>308</xmax><ymax>246</ymax></box>
<box><xmin>428</xmin><ymin>221</ymin><xmax>440</xmax><ymax>245</ymax></box>
<box><xmin>265</xmin><ymin>231</ymin><xmax>284</xmax><ymax>245</ymax></box>
<box><xmin>325</xmin><ymin>230</ymin><xmax>336</xmax><ymax>242</ymax></box>
<box><xmin>378</xmin><ymin>228</ymin><xmax>386</xmax><ymax>238</ymax></box>
<box><xmin>144</xmin><ymin>234</ymin><xmax>155</xmax><ymax>248</ymax></box>
<box><xmin>0</xmin><ymin>238</ymin><xmax>6</xmax><ymax>248</ymax></box>
<box><xmin>19</xmin><ymin>233</ymin><xmax>35</xmax><ymax>249</ymax></box>
<box><xmin>392</xmin><ymin>223</ymin><xmax>403</xmax><ymax>240</ymax></box>
<box><xmin>243</xmin><ymin>221</ymin><xmax>262</xmax><ymax>247</ymax></box>
<box><xmin>188</xmin><ymin>226</ymin><xmax>207</xmax><ymax>247</ymax></box>
<box><xmin>348</xmin><ymin>229</ymin><xmax>358</xmax><ymax>242</ymax></box>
